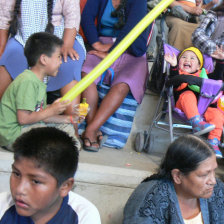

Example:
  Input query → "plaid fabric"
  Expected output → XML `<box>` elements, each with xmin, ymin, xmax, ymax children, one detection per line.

<box><xmin>192</xmin><ymin>11</ymin><xmax>224</xmax><ymax>55</ymax></box>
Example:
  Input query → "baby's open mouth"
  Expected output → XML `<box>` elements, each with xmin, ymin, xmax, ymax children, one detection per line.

<box><xmin>183</xmin><ymin>63</ymin><xmax>191</xmax><ymax>68</ymax></box>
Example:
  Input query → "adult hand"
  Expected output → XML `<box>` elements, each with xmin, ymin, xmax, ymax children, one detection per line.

<box><xmin>196</xmin><ymin>0</ymin><xmax>202</xmax><ymax>6</ymax></box>
<box><xmin>190</xmin><ymin>6</ymin><xmax>203</xmax><ymax>15</ymax></box>
<box><xmin>211</xmin><ymin>46</ymin><xmax>224</xmax><ymax>60</ymax></box>
<box><xmin>92</xmin><ymin>41</ymin><xmax>113</xmax><ymax>52</ymax></box>
<box><xmin>212</xmin><ymin>0</ymin><xmax>219</xmax><ymax>4</ymax></box>
<box><xmin>88</xmin><ymin>50</ymin><xmax>108</xmax><ymax>59</ymax></box>
<box><xmin>61</xmin><ymin>44</ymin><xmax>79</xmax><ymax>62</ymax></box>
<box><xmin>165</xmin><ymin>53</ymin><xmax>177</xmax><ymax>67</ymax></box>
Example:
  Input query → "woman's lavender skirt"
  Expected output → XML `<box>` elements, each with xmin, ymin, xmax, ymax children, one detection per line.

<box><xmin>81</xmin><ymin>37</ymin><xmax>149</xmax><ymax>104</ymax></box>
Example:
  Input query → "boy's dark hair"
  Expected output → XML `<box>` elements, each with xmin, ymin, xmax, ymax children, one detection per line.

<box><xmin>9</xmin><ymin>0</ymin><xmax>54</xmax><ymax>36</ymax></box>
<box><xmin>12</xmin><ymin>127</ymin><xmax>79</xmax><ymax>186</ymax></box>
<box><xmin>24</xmin><ymin>32</ymin><xmax>63</xmax><ymax>67</ymax></box>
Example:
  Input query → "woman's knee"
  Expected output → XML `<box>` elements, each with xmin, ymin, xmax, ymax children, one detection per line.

<box><xmin>112</xmin><ymin>82</ymin><xmax>130</xmax><ymax>95</ymax></box>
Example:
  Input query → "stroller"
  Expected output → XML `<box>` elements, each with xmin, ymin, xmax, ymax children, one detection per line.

<box><xmin>135</xmin><ymin>41</ymin><xmax>224</xmax><ymax>154</ymax></box>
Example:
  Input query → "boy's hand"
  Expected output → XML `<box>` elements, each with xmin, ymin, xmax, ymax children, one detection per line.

<box><xmin>49</xmin><ymin>98</ymin><xmax>70</xmax><ymax>115</ymax></box>
<box><xmin>165</xmin><ymin>53</ymin><xmax>177</xmax><ymax>67</ymax></box>
<box><xmin>211</xmin><ymin>46</ymin><xmax>224</xmax><ymax>60</ymax></box>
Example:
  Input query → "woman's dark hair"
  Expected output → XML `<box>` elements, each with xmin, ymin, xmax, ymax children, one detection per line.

<box><xmin>13</xmin><ymin>127</ymin><xmax>79</xmax><ymax>187</ymax></box>
<box><xmin>111</xmin><ymin>0</ymin><xmax>127</xmax><ymax>29</ymax></box>
<box><xmin>143</xmin><ymin>135</ymin><xmax>215</xmax><ymax>182</ymax></box>
<box><xmin>9</xmin><ymin>0</ymin><xmax>54</xmax><ymax>36</ymax></box>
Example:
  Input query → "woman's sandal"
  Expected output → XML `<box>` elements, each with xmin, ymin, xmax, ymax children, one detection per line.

<box><xmin>98</xmin><ymin>134</ymin><xmax>108</xmax><ymax>148</ymax></box>
<box><xmin>97</xmin><ymin>131</ymin><xmax>108</xmax><ymax>148</ymax></box>
<box><xmin>82</xmin><ymin>137</ymin><xmax>100</xmax><ymax>152</ymax></box>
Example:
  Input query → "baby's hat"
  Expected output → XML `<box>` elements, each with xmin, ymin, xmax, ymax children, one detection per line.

<box><xmin>179</xmin><ymin>47</ymin><xmax>203</xmax><ymax>69</ymax></box>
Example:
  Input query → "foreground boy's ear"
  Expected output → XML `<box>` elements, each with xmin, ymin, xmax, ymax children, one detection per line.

<box><xmin>59</xmin><ymin>178</ymin><xmax>74</xmax><ymax>197</ymax></box>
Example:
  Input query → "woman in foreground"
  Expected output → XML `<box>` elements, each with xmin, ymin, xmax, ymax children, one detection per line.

<box><xmin>123</xmin><ymin>134</ymin><xmax>224</xmax><ymax>224</ymax></box>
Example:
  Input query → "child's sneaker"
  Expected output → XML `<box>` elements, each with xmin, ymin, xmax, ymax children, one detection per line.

<box><xmin>189</xmin><ymin>115</ymin><xmax>215</xmax><ymax>136</ymax></box>
<box><xmin>208</xmin><ymin>138</ymin><xmax>223</xmax><ymax>158</ymax></box>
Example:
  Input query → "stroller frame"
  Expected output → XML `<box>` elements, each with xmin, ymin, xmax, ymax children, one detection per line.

<box><xmin>135</xmin><ymin>16</ymin><xmax>223</xmax><ymax>153</ymax></box>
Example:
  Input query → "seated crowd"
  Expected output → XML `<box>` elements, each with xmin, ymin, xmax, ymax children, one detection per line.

<box><xmin>0</xmin><ymin>0</ymin><xmax>224</xmax><ymax>222</ymax></box>
<box><xmin>0</xmin><ymin>0</ymin><xmax>151</xmax><ymax>152</ymax></box>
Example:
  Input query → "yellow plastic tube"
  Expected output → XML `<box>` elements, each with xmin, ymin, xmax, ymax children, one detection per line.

<box><xmin>61</xmin><ymin>0</ymin><xmax>174</xmax><ymax>102</ymax></box>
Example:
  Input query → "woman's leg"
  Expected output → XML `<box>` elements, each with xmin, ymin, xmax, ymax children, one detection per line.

<box><xmin>60</xmin><ymin>80</ymin><xmax>80</xmax><ymax>137</ymax></box>
<box><xmin>83</xmin><ymin>82</ymin><xmax>130</xmax><ymax>147</ymax></box>
<box><xmin>0</xmin><ymin>66</ymin><xmax>12</xmax><ymax>99</ymax></box>
<box><xmin>81</xmin><ymin>72</ymin><xmax>99</xmax><ymax>125</ymax></box>
<box><xmin>60</xmin><ymin>80</ymin><xmax>80</xmax><ymax>114</ymax></box>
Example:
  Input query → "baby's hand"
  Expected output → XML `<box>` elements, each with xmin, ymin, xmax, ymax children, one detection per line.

<box><xmin>164</xmin><ymin>53</ymin><xmax>177</xmax><ymax>67</ymax></box>
<box><xmin>211</xmin><ymin>45</ymin><xmax>224</xmax><ymax>60</ymax></box>
<box><xmin>49</xmin><ymin>98</ymin><xmax>70</xmax><ymax>115</ymax></box>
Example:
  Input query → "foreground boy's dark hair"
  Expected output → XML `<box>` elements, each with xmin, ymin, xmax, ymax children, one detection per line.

<box><xmin>13</xmin><ymin>127</ymin><xmax>79</xmax><ymax>186</ymax></box>
<box><xmin>24</xmin><ymin>32</ymin><xmax>63</xmax><ymax>67</ymax></box>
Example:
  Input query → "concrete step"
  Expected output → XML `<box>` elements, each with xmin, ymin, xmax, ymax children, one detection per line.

<box><xmin>0</xmin><ymin>148</ymin><xmax>158</xmax><ymax>224</ymax></box>
<box><xmin>0</xmin><ymin>90</ymin><xmax>167</xmax><ymax>224</ymax></box>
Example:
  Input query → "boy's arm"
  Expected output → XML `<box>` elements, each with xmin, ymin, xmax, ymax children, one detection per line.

<box><xmin>44</xmin><ymin>114</ymin><xmax>70</xmax><ymax>123</ymax></box>
<box><xmin>17</xmin><ymin>99</ymin><xmax>69</xmax><ymax>125</ymax></box>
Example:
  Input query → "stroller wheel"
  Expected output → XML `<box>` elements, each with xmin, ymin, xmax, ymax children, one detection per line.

<box><xmin>144</xmin><ymin>134</ymin><xmax>154</xmax><ymax>154</ymax></box>
<box><xmin>134</xmin><ymin>132</ymin><xmax>145</xmax><ymax>152</ymax></box>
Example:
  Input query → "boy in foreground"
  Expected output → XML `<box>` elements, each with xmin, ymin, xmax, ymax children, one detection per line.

<box><xmin>0</xmin><ymin>127</ymin><xmax>101</xmax><ymax>223</ymax></box>
<box><xmin>0</xmin><ymin>32</ymin><xmax>80</xmax><ymax>150</ymax></box>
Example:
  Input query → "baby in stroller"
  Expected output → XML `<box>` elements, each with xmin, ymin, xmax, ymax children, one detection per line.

<box><xmin>165</xmin><ymin>46</ymin><xmax>224</xmax><ymax>158</ymax></box>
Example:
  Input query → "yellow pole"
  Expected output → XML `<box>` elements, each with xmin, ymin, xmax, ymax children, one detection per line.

<box><xmin>61</xmin><ymin>0</ymin><xmax>174</xmax><ymax>102</ymax></box>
